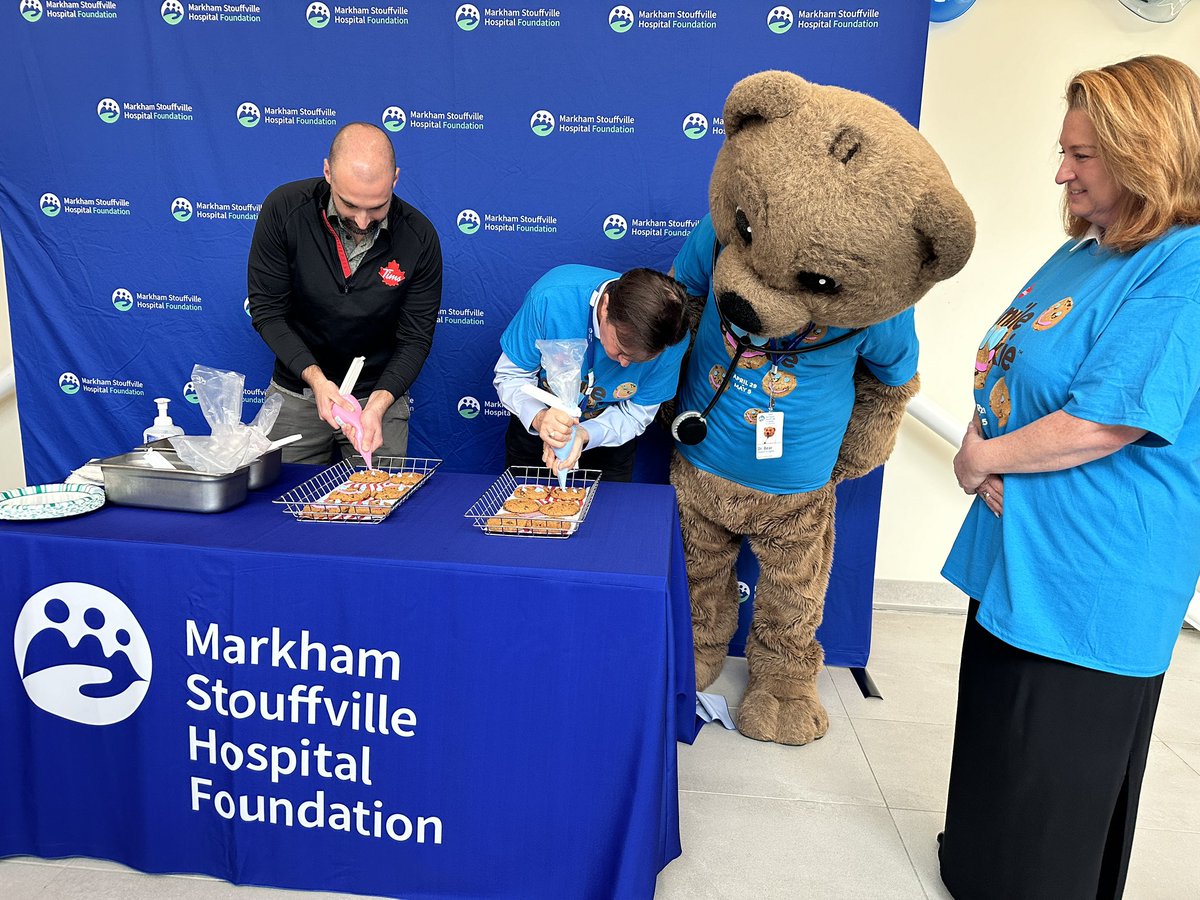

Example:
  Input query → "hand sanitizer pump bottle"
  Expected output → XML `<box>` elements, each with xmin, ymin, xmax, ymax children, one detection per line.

<box><xmin>143</xmin><ymin>397</ymin><xmax>185</xmax><ymax>443</ymax></box>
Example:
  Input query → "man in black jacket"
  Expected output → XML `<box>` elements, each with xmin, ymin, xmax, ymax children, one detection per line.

<box><xmin>248</xmin><ymin>122</ymin><xmax>442</xmax><ymax>463</ymax></box>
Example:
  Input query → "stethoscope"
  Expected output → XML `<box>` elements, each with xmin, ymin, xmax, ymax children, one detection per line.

<box><xmin>670</xmin><ymin>248</ymin><xmax>862</xmax><ymax>445</ymax></box>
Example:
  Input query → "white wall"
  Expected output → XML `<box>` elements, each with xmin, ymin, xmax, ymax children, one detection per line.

<box><xmin>2</xmin><ymin>0</ymin><xmax>1198</xmax><ymax>581</ymax></box>
<box><xmin>883</xmin><ymin>0</ymin><xmax>1200</xmax><ymax>582</ymax></box>
<box><xmin>0</xmin><ymin>228</ymin><xmax>24</xmax><ymax>491</ymax></box>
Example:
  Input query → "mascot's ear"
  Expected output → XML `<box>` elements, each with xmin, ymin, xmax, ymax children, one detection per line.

<box><xmin>912</xmin><ymin>187</ymin><xmax>976</xmax><ymax>284</ymax></box>
<box><xmin>723</xmin><ymin>70</ymin><xmax>808</xmax><ymax>136</ymax></box>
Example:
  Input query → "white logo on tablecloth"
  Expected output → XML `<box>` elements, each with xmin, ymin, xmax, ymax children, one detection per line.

<box><xmin>14</xmin><ymin>582</ymin><xmax>153</xmax><ymax>725</ymax></box>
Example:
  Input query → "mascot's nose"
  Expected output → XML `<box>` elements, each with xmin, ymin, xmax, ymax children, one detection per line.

<box><xmin>718</xmin><ymin>291</ymin><xmax>763</xmax><ymax>335</ymax></box>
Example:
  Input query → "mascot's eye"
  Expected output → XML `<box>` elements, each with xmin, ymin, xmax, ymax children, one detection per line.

<box><xmin>734</xmin><ymin>207</ymin><xmax>752</xmax><ymax>245</ymax></box>
<box><xmin>796</xmin><ymin>271</ymin><xmax>842</xmax><ymax>295</ymax></box>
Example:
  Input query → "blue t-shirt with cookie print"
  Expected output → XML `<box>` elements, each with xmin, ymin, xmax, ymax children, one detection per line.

<box><xmin>942</xmin><ymin>224</ymin><xmax>1200</xmax><ymax>677</ymax></box>
<box><xmin>671</xmin><ymin>215</ymin><xmax>919</xmax><ymax>494</ymax></box>
<box><xmin>500</xmin><ymin>264</ymin><xmax>688</xmax><ymax>418</ymax></box>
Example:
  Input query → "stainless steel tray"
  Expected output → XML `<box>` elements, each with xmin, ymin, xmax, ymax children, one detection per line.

<box><xmin>99</xmin><ymin>451</ymin><xmax>250</xmax><ymax>513</ymax></box>
<box><xmin>140</xmin><ymin>439</ymin><xmax>281</xmax><ymax>491</ymax></box>
<box><xmin>464</xmin><ymin>467</ymin><xmax>601</xmax><ymax>539</ymax></box>
<box><xmin>273</xmin><ymin>456</ymin><xmax>441</xmax><ymax>524</ymax></box>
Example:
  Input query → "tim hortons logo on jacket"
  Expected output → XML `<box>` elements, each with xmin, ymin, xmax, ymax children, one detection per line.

<box><xmin>379</xmin><ymin>261</ymin><xmax>406</xmax><ymax>287</ymax></box>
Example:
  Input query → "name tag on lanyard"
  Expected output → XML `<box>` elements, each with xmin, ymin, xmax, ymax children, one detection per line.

<box><xmin>756</xmin><ymin>411</ymin><xmax>784</xmax><ymax>459</ymax></box>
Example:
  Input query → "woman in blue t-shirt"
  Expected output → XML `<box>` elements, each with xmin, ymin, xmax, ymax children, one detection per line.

<box><xmin>938</xmin><ymin>55</ymin><xmax>1200</xmax><ymax>899</ymax></box>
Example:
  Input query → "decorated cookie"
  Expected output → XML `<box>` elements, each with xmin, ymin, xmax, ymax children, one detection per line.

<box><xmin>513</xmin><ymin>484</ymin><xmax>552</xmax><ymax>500</ymax></box>
<box><xmin>391</xmin><ymin>472</ymin><xmax>425</xmax><ymax>486</ymax></box>
<box><xmin>550</xmin><ymin>486</ymin><xmax>586</xmax><ymax>501</ymax></box>
<box><xmin>541</xmin><ymin>500</ymin><xmax>582</xmax><ymax>518</ymax></box>
<box><xmin>349</xmin><ymin>469</ymin><xmax>390</xmax><ymax>484</ymax></box>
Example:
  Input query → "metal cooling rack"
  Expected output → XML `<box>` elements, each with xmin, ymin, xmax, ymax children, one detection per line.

<box><xmin>274</xmin><ymin>456</ymin><xmax>441</xmax><ymax>524</ymax></box>
<box><xmin>464</xmin><ymin>466</ymin><xmax>601</xmax><ymax>539</ymax></box>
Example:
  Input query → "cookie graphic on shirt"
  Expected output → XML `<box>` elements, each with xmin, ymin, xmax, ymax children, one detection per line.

<box><xmin>801</xmin><ymin>324</ymin><xmax>828</xmax><ymax>343</ymax></box>
<box><xmin>762</xmin><ymin>370</ymin><xmax>797</xmax><ymax>398</ymax></box>
<box><xmin>708</xmin><ymin>365</ymin><xmax>730</xmax><ymax>393</ymax></box>
<box><xmin>1032</xmin><ymin>296</ymin><xmax>1073</xmax><ymax>331</ymax></box>
<box><xmin>722</xmin><ymin>328</ymin><xmax>770</xmax><ymax>369</ymax></box>
<box><xmin>989</xmin><ymin>376</ymin><xmax>1011</xmax><ymax>428</ymax></box>
<box><xmin>612</xmin><ymin>382</ymin><xmax>637</xmax><ymax>400</ymax></box>
<box><xmin>743</xmin><ymin>407</ymin><xmax>763</xmax><ymax>426</ymax></box>
<box><xmin>973</xmin><ymin>346</ymin><xmax>993</xmax><ymax>390</ymax></box>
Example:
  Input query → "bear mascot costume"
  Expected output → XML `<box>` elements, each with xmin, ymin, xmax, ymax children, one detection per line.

<box><xmin>669</xmin><ymin>71</ymin><xmax>975</xmax><ymax>745</ymax></box>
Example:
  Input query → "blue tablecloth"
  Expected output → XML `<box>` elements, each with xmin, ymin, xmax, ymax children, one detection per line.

<box><xmin>0</xmin><ymin>467</ymin><xmax>695</xmax><ymax>899</ymax></box>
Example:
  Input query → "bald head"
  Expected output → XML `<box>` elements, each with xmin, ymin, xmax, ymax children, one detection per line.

<box><xmin>323</xmin><ymin>123</ymin><xmax>399</xmax><ymax>236</ymax></box>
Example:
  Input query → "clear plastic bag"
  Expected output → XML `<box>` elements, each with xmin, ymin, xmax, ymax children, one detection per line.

<box><xmin>535</xmin><ymin>338</ymin><xmax>586</xmax><ymax>410</ymax></box>
<box><xmin>169</xmin><ymin>364</ymin><xmax>283</xmax><ymax>474</ymax></box>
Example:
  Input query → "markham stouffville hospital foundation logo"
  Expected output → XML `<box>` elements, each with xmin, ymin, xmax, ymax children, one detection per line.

<box><xmin>14</xmin><ymin>583</ymin><xmax>153</xmax><ymax>726</ymax></box>
<box><xmin>97</xmin><ymin>98</ymin><xmax>121</xmax><ymax>124</ymax></box>
<box><xmin>382</xmin><ymin>106</ymin><xmax>406</xmax><ymax>132</ymax></box>
<box><xmin>184</xmin><ymin>381</ymin><xmax>200</xmax><ymax>404</ymax></box>
<box><xmin>457</xmin><ymin>396</ymin><xmax>480</xmax><ymax>419</ymax></box>
<box><xmin>112</xmin><ymin>288</ymin><xmax>134</xmax><ymax>311</ymax></box>
<box><xmin>21</xmin><ymin>0</ymin><xmax>43</xmax><ymax>21</ymax></box>
<box><xmin>58</xmin><ymin>372</ymin><xmax>80</xmax><ymax>395</ymax></box>
<box><xmin>609</xmin><ymin>5</ymin><xmax>632</xmax><ymax>31</ymax></box>
<box><xmin>160</xmin><ymin>0</ymin><xmax>183</xmax><ymax>23</ymax></box>
<box><xmin>456</xmin><ymin>209</ymin><xmax>480</xmax><ymax>235</ymax></box>
<box><xmin>237</xmin><ymin>102</ymin><xmax>261</xmax><ymax>128</ymax></box>
<box><xmin>455</xmin><ymin>3</ymin><xmax>478</xmax><ymax>30</ymax></box>
<box><xmin>767</xmin><ymin>6</ymin><xmax>793</xmax><ymax>33</ymax></box>
<box><xmin>306</xmin><ymin>2</ymin><xmax>329</xmax><ymax>27</ymax></box>
<box><xmin>172</xmin><ymin>197</ymin><xmax>193</xmax><ymax>221</ymax></box>
<box><xmin>603</xmin><ymin>214</ymin><xmax>627</xmax><ymax>240</ymax></box>
<box><xmin>40</xmin><ymin>192</ymin><xmax>61</xmax><ymax>217</ymax></box>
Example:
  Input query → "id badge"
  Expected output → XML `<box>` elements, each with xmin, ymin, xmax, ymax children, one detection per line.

<box><xmin>755</xmin><ymin>411</ymin><xmax>783</xmax><ymax>459</ymax></box>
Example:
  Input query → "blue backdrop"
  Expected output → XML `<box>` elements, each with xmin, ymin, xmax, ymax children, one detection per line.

<box><xmin>1</xmin><ymin>1</ymin><xmax>929</xmax><ymax>484</ymax></box>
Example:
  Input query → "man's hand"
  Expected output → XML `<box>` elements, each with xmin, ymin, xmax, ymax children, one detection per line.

<box><xmin>302</xmin><ymin>366</ymin><xmax>355</xmax><ymax>430</ymax></box>
<box><xmin>354</xmin><ymin>390</ymin><xmax>395</xmax><ymax>457</ymax></box>
<box><xmin>531</xmin><ymin>406</ymin><xmax>580</xmax><ymax>451</ymax></box>
<box><xmin>541</xmin><ymin>425</ymin><xmax>589</xmax><ymax>474</ymax></box>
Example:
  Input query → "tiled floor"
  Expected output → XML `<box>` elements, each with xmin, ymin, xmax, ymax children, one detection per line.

<box><xmin>3</xmin><ymin>610</ymin><xmax>1198</xmax><ymax>899</ymax></box>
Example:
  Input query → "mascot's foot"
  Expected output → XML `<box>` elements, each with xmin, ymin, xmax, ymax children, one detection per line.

<box><xmin>694</xmin><ymin>647</ymin><xmax>727</xmax><ymax>692</ymax></box>
<box><xmin>736</xmin><ymin>682</ymin><xmax>829</xmax><ymax>746</ymax></box>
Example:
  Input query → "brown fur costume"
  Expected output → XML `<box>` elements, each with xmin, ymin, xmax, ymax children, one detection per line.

<box><xmin>673</xmin><ymin>71</ymin><xmax>975</xmax><ymax>745</ymax></box>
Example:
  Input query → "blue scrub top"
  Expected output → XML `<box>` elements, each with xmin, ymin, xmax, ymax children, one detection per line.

<box><xmin>672</xmin><ymin>215</ymin><xmax>919</xmax><ymax>494</ymax></box>
<box><xmin>943</xmin><ymin>225</ymin><xmax>1200</xmax><ymax>676</ymax></box>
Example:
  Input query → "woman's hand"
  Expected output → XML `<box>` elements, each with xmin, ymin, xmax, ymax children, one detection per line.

<box><xmin>953</xmin><ymin>417</ymin><xmax>989</xmax><ymax>494</ymax></box>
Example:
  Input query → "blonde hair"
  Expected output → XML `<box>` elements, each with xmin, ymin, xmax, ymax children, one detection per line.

<box><xmin>1064</xmin><ymin>55</ymin><xmax>1200</xmax><ymax>252</ymax></box>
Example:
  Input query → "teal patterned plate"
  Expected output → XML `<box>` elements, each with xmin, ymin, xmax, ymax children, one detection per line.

<box><xmin>0</xmin><ymin>483</ymin><xmax>106</xmax><ymax>521</ymax></box>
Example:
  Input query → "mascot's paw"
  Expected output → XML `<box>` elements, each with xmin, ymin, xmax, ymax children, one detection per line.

<box><xmin>736</xmin><ymin>684</ymin><xmax>829</xmax><ymax>746</ymax></box>
<box><xmin>694</xmin><ymin>647</ymin><xmax>727</xmax><ymax>692</ymax></box>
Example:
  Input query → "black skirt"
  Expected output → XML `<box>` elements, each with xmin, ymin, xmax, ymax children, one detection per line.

<box><xmin>939</xmin><ymin>600</ymin><xmax>1163</xmax><ymax>900</ymax></box>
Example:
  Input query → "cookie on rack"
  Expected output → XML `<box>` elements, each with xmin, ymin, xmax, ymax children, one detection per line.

<box><xmin>299</xmin><ymin>504</ymin><xmax>335</xmax><ymax>520</ymax></box>
<box><xmin>541</xmin><ymin>500</ymin><xmax>582</xmax><ymax>518</ymax></box>
<box><xmin>485</xmin><ymin>516</ymin><xmax>570</xmax><ymax>535</ymax></box>
<box><xmin>513</xmin><ymin>484</ymin><xmax>552</xmax><ymax>500</ymax></box>
<box><xmin>550</xmin><ymin>486</ymin><xmax>586</xmax><ymax>501</ymax></box>
<box><xmin>390</xmin><ymin>471</ymin><xmax>425</xmax><ymax>486</ymax></box>
<box><xmin>349</xmin><ymin>468</ymin><xmax>390</xmax><ymax>485</ymax></box>
<box><xmin>328</xmin><ymin>488</ymin><xmax>371</xmax><ymax>503</ymax></box>
<box><xmin>373</xmin><ymin>485</ymin><xmax>406</xmax><ymax>501</ymax></box>
<box><xmin>502</xmin><ymin>497</ymin><xmax>541</xmax><ymax>514</ymax></box>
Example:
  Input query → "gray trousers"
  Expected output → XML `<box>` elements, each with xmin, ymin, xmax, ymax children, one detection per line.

<box><xmin>266</xmin><ymin>382</ymin><xmax>411</xmax><ymax>465</ymax></box>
